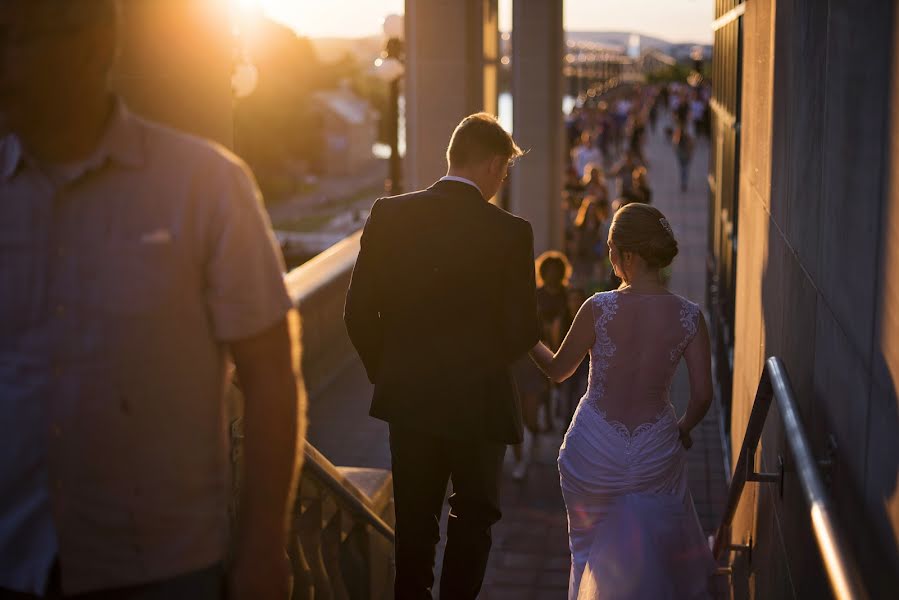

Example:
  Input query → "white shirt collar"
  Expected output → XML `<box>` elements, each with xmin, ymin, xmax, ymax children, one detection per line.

<box><xmin>439</xmin><ymin>175</ymin><xmax>483</xmax><ymax>198</ymax></box>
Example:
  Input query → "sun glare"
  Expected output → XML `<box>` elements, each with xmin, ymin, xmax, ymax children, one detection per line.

<box><xmin>227</xmin><ymin>0</ymin><xmax>405</xmax><ymax>38</ymax></box>
<box><xmin>229</xmin><ymin>0</ymin><xmax>713</xmax><ymax>43</ymax></box>
<box><xmin>230</xmin><ymin>0</ymin><xmax>258</xmax><ymax>14</ymax></box>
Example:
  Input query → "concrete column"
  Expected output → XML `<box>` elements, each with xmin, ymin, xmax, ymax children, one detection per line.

<box><xmin>510</xmin><ymin>0</ymin><xmax>564</xmax><ymax>253</ymax></box>
<box><xmin>111</xmin><ymin>0</ymin><xmax>234</xmax><ymax>146</ymax></box>
<box><xmin>481</xmin><ymin>0</ymin><xmax>500</xmax><ymax>117</ymax></box>
<box><xmin>404</xmin><ymin>0</ymin><xmax>498</xmax><ymax>191</ymax></box>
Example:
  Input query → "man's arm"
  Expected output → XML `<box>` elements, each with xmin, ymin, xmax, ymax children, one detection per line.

<box><xmin>198</xmin><ymin>153</ymin><xmax>303</xmax><ymax>598</ymax></box>
<box><xmin>529</xmin><ymin>299</ymin><xmax>594</xmax><ymax>382</ymax></box>
<box><xmin>229</xmin><ymin>316</ymin><xmax>304</xmax><ymax>598</ymax></box>
<box><xmin>500</xmin><ymin>221</ymin><xmax>539</xmax><ymax>363</ymax></box>
<box><xmin>344</xmin><ymin>202</ymin><xmax>385</xmax><ymax>382</ymax></box>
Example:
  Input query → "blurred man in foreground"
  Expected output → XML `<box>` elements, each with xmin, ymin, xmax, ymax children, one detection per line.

<box><xmin>0</xmin><ymin>2</ymin><xmax>303</xmax><ymax>598</ymax></box>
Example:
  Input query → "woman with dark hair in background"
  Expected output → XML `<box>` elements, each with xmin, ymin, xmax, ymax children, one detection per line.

<box><xmin>510</xmin><ymin>251</ymin><xmax>573</xmax><ymax>480</ymax></box>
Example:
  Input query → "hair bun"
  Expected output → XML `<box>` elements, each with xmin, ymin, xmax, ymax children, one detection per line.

<box><xmin>609</xmin><ymin>203</ymin><xmax>679</xmax><ymax>269</ymax></box>
<box><xmin>643</xmin><ymin>235</ymin><xmax>679</xmax><ymax>269</ymax></box>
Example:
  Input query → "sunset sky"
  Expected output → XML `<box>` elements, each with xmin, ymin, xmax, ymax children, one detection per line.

<box><xmin>245</xmin><ymin>0</ymin><xmax>714</xmax><ymax>44</ymax></box>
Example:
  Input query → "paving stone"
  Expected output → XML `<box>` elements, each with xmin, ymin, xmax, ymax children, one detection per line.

<box><xmin>498</xmin><ymin>553</ymin><xmax>544</xmax><ymax>569</ymax></box>
<box><xmin>545</xmin><ymin>556</ymin><xmax>572</xmax><ymax>571</ymax></box>
<box><xmin>480</xmin><ymin>585</ymin><xmax>536</xmax><ymax>600</ymax></box>
<box><xmin>486</xmin><ymin>568</ymin><xmax>539</xmax><ymax>586</ymax></box>
<box><xmin>537</xmin><ymin>569</ymin><xmax>573</xmax><ymax>588</ymax></box>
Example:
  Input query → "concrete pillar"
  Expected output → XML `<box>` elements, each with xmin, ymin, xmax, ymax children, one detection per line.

<box><xmin>510</xmin><ymin>0</ymin><xmax>564</xmax><ymax>253</ymax></box>
<box><xmin>111</xmin><ymin>0</ymin><xmax>234</xmax><ymax>146</ymax></box>
<box><xmin>404</xmin><ymin>0</ymin><xmax>499</xmax><ymax>191</ymax></box>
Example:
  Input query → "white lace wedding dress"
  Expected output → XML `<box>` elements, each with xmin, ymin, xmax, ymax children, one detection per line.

<box><xmin>558</xmin><ymin>290</ymin><xmax>715</xmax><ymax>599</ymax></box>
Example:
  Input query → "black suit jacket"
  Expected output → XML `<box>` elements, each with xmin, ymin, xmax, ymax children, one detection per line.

<box><xmin>344</xmin><ymin>180</ymin><xmax>540</xmax><ymax>444</ymax></box>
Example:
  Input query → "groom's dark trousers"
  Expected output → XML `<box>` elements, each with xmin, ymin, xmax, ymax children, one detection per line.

<box><xmin>389</xmin><ymin>425</ymin><xmax>505</xmax><ymax>599</ymax></box>
<box><xmin>344</xmin><ymin>180</ymin><xmax>539</xmax><ymax>599</ymax></box>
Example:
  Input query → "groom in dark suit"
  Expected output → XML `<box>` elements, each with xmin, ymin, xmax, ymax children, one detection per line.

<box><xmin>344</xmin><ymin>113</ymin><xmax>539</xmax><ymax>599</ymax></box>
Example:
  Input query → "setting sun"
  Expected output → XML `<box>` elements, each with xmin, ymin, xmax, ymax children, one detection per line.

<box><xmin>230</xmin><ymin>0</ymin><xmax>404</xmax><ymax>38</ymax></box>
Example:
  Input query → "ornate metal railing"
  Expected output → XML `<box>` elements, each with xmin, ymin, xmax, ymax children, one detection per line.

<box><xmin>231</xmin><ymin>412</ymin><xmax>394</xmax><ymax>600</ymax></box>
<box><xmin>713</xmin><ymin>357</ymin><xmax>869</xmax><ymax>600</ymax></box>
<box><xmin>230</xmin><ymin>231</ymin><xmax>395</xmax><ymax>599</ymax></box>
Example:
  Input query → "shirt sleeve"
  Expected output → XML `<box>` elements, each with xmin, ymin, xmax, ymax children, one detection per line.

<box><xmin>202</xmin><ymin>156</ymin><xmax>293</xmax><ymax>342</ymax></box>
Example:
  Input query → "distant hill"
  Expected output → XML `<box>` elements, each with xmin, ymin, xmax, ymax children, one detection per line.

<box><xmin>567</xmin><ymin>31</ymin><xmax>665</xmax><ymax>51</ymax></box>
<box><xmin>566</xmin><ymin>31</ymin><xmax>711</xmax><ymax>60</ymax></box>
<box><xmin>310</xmin><ymin>31</ymin><xmax>712</xmax><ymax>67</ymax></box>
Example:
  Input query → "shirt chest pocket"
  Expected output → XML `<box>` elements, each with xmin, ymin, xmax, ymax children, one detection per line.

<box><xmin>84</xmin><ymin>241</ymin><xmax>183</xmax><ymax>316</ymax></box>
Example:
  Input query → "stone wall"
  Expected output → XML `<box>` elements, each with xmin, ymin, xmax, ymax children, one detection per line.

<box><xmin>731</xmin><ymin>0</ymin><xmax>899</xmax><ymax>597</ymax></box>
<box><xmin>285</xmin><ymin>233</ymin><xmax>362</xmax><ymax>398</ymax></box>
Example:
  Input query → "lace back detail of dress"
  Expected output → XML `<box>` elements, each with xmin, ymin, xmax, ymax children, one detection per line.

<box><xmin>585</xmin><ymin>292</ymin><xmax>618</xmax><ymax>414</ymax></box>
<box><xmin>670</xmin><ymin>299</ymin><xmax>700</xmax><ymax>362</ymax></box>
<box><xmin>582</xmin><ymin>292</ymin><xmax>700</xmax><ymax>445</ymax></box>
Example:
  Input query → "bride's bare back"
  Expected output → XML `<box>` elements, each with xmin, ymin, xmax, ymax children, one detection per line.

<box><xmin>586</xmin><ymin>290</ymin><xmax>700</xmax><ymax>432</ymax></box>
<box><xmin>531</xmin><ymin>287</ymin><xmax>712</xmax><ymax>438</ymax></box>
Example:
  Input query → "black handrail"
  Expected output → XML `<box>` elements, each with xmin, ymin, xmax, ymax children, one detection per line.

<box><xmin>713</xmin><ymin>357</ymin><xmax>869</xmax><ymax>600</ymax></box>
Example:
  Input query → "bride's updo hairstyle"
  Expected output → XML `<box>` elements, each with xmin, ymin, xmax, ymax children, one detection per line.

<box><xmin>609</xmin><ymin>203</ymin><xmax>679</xmax><ymax>269</ymax></box>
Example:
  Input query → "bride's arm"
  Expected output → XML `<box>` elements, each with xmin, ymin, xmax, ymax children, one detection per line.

<box><xmin>679</xmin><ymin>312</ymin><xmax>713</xmax><ymax>439</ymax></box>
<box><xmin>528</xmin><ymin>300</ymin><xmax>595</xmax><ymax>383</ymax></box>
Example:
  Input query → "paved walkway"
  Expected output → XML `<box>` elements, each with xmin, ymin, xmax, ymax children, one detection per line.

<box><xmin>307</xmin><ymin>117</ymin><xmax>730</xmax><ymax>598</ymax></box>
<box><xmin>267</xmin><ymin>159</ymin><xmax>387</xmax><ymax>229</ymax></box>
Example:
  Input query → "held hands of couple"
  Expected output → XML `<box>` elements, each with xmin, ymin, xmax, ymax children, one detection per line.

<box><xmin>677</xmin><ymin>419</ymin><xmax>693</xmax><ymax>450</ymax></box>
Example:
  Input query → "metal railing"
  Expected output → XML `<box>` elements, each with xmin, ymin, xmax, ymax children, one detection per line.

<box><xmin>231</xmin><ymin>415</ymin><xmax>395</xmax><ymax>600</ymax></box>
<box><xmin>300</xmin><ymin>442</ymin><xmax>395</xmax><ymax>544</ymax></box>
<box><xmin>289</xmin><ymin>442</ymin><xmax>395</xmax><ymax>599</ymax></box>
<box><xmin>712</xmin><ymin>357</ymin><xmax>869</xmax><ymax>600</ymax></box>
<box><xmin>270</xmin><ymin>225</ymin><xmax>395</xmax><ymax>598</ymax></box>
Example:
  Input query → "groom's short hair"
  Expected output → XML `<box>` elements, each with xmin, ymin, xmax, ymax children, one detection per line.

<box><xmin>447</xmin><ymin>113</ymin><xmax>523</xmax><ymax>168</ymax></box>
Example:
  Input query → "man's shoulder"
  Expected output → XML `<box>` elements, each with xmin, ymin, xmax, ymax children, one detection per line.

<box><xmin>368</xmin><ymin>190</ymin><xmax>428</xmax><ymax>223</ymax></box>
<box><xmin>483</xmin><ymin>202</ymin><xmax>533</xmax><ymax>238</ymax></box>
<box><xmin>132</xmin><ymin>113</ymin><xmax>250</xmax><ymax>179</ymax></box>
<box><xmin>372</xmin><ymin>188</ymin><xmax>430</xmax><ymax>209</ymax></box>
<box><xmin>372</xmin><ymin>187</ymin><xmax>532</xmax><ymax>239</ymax></box>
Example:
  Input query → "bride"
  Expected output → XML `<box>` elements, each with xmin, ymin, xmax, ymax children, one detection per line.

<box><xmin>529</xmin><ymin>203</ymin><xmax>715</xmax><ymax>599</ymax></box>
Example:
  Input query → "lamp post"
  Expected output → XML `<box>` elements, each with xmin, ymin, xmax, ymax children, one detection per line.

<box><xmin>374</xmin><ymin>14</ymin><xmax>405</xmax><ymax>195</ymax></box>
<box><xmin>690</xmin><ymin>45</ymin><xmax>705</xmax><ymax>85</ymax></box>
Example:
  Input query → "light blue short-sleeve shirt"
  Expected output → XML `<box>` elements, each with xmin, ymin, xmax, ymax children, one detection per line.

<box><xmin>0</xmin><ymin>101</ymin><xmax>293</xmax><ymax>595</ymax></box>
